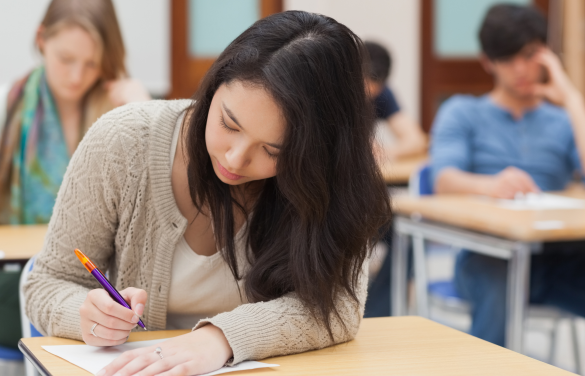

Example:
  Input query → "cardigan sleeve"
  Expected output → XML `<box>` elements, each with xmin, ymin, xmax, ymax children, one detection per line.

<box><xmin>194</xmin><ymin>260</ymin><xmax>369</xmax><ymax>365</ymax></box>
<box><xmin>22</xmin><ymin>106</ymin><xmax>139</xmax><ymax>340</ymax></box>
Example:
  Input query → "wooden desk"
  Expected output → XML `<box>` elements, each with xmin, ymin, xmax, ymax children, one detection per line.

<box><xmin>19</xmin><ymin>317</ymin><xmax>574</xmax><ymax>375</ymax></box>
<box><xmin>391</xmin><ymin>187</ymin><xmax>585</xmax><ymax>354</ymax></box>
<box><xmin>0</xmin><ymin>225</ymin><xmax>47</xmax><ymax>261</ymax></box>
<box><xmin>393</xmin><ymin>187</ymin><xmax>585</xmax><ymax>242</ymax></box>
<box><xmin>380</xmin><ymin>154</ymin><xmax>428</xmax><ymax>184</ymax></box>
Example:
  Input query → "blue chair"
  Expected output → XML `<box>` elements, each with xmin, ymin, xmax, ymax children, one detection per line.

<box><xmin>408</xmin><ymin>164</ymin><xmax>433</xmax><ymax>197</ymax></box>
<box><xmin>19</xmin><ymin>257</ymin><xmax>42</xmax><ymax>376</ymax></box>
<box><xmin>409</xmin><ymin>165</ymin><xmax>582</xmax><ymax>371</ymax></box>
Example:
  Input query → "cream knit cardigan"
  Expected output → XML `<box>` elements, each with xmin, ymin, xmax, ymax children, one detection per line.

<box><xmin>23</xmin><ymin>100</ymin><xmax>368</xmax><ymax>364</ymax></box>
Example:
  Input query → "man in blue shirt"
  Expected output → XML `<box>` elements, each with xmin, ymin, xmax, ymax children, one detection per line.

<box><xmin>431</xmin><ymin>4</ymin><xmax>585</xmax><ymax>346</ymax></box>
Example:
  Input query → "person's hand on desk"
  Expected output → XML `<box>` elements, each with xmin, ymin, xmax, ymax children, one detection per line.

<box><xmin>97</xmin><ymin>324</ymin><xmax>233</xmax><ymax>376</ymax></box>
<box><xmin>105</xmin><ymin>79</ymin><xmax>151</xmax><ymax>107</ymax></box>
<box><xmin>80</xmin><ymin>287</ymin><xmax>147</xmax><ymax>346</ymax></box>
<box><xmin>373</xmin><ymin>142</ymin><xmax>397</xmax><ymax>166</ymax></box>
<box><xmin>487</xmin><ymin>166</ymin><xmax>540</xmax><ymax>199</ymax></box>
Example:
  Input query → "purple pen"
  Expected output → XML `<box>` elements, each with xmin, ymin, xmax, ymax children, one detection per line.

<box><xmin>75</xmin><ymin>249</ymin><xmax>147</xmax><ymax>330</ymax></box>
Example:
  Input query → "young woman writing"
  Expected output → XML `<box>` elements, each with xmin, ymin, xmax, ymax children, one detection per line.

<box><xmin>24</xmin><ymin>11</ymin><xmax>391</xmax><ymax>376</ymax></box>
<box><xmin>0</xmin><ymin>0</ymin><xmax>150</xmax><ymax>225</ymax></box>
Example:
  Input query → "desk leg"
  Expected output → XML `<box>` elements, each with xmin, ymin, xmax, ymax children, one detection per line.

<box><xmin>505</xmin><ymin>243</ymin><xmax>531</xmax><ymax>353</ymax></box>
<box><xmin>413</xmin><ymin>233</ymin><xmax>429</xmax><ymax>318</ymax></box>
<box><xmin>18</xmin><ymin>340</ymin><xmax>51</xmax><ymax>376</ymax></box>
<box><xmin>391</xmin><ymin>230</ymin><xmax>409</xmax><ymax>316</ymax></box>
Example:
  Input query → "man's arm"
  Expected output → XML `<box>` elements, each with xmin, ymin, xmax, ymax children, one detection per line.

<box><xmin>436</xmin><ymin>166</ymin><xmax>540</xmax><ymax>199</ymax></box>
<box><xmin>534</xmin><ymin>48</ymin><xmax>585</xmax><ymax>171</ymax></box>
<box><xmin>384</xmin><ymin>111</ymin><xmax>427</xmax><ymax>160</ymax></box>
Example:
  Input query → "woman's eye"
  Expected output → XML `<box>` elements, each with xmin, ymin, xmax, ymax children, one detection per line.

<box><xmin>264</xmin><ymin>147</ymin><xmax>278</xmax><ymax>160</ymax></box>
<box><xmin>220</xmin><ymin>116</ymin><xmax>237</xmax><ymax>133</ymax></box>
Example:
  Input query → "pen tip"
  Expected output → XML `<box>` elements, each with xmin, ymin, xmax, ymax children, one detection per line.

<box><xmin>143</xmin><ymin>327</ymin><xmax>148</xmax><ymax>331</ymax></box>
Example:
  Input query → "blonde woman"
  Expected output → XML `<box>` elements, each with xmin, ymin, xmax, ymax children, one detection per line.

<box><xmin>0</xmin><ymin>0</ymin><xmax>149</xmax><ymax>353</ymax></box>
<box><xmin>0</xmin><ymin>0</ymin><xmax>150</xmax><ymax>225</ymax></box>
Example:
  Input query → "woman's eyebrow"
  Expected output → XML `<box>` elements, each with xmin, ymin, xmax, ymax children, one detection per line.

<box><xmin>222</xmin><ymin>103</ymin><xmax>243</xmax><ymax>129</ymax></box>
<box><xmin>222</xmin><ymin>102</ymin><xmax>282</xmax><ymax>149</ymax></box>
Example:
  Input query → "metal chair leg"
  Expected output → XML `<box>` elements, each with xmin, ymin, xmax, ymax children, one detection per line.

<box><xmin>571</xmin><ymin>318</ymin><xmax>582</xmax><ymax>375</ymax></box>
<box><xmin>413</xmin><ymin>233</ymin><xmax>429</xmax><ymax>318</ymax></box>
<box><xmin>548</xmin><ymin>316</ymin><xmax>561</xmax><ymax>365</ymax></box>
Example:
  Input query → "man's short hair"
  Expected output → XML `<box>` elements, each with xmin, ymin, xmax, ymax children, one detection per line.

<box><xmin>364</xmin><ymin>41</ymin><xmax>392</xmax><ymax>83</ymax></box>
<box><xmin>479</xmin><ymin>4</ymin><xmax>547</xmax><ymax>61</ymax></box>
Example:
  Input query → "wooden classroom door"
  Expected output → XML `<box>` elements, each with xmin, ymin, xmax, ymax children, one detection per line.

<box><xmin>421</xmin><ymin>0</ymin><xmax>551</xmax><ymax>132</ymax></box>
<box><xmin>170</xmin><ymin>0</ymin><xmax>283</xmax><ymax>99</ymax></box>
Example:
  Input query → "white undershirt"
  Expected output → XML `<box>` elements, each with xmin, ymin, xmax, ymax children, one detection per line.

<box><xmin>166</xmin><ymin>114</ymin><xmax>244</xmax><ymax>330</ymax></box>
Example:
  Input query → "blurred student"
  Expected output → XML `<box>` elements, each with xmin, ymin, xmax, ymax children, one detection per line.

<box><xmin>430</xmin><ymin>4</ymin><xmax>585</xmax><ymax>346</ymax></box>
<box><xmin>0</xmin><ymin>0</ymin><xmax>149</xmax><ymax>351</ymax></box>
<box><xmin>364</xmin><ymin>41</ymin><xmax>426</xmax><ymax>162</ymax></box>
<box><xmin>0</xmin><ymin>0</ymin><xmax>150</xmax><ymax>226</ymax></box>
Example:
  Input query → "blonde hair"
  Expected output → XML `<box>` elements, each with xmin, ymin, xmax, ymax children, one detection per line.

<box><xmin>39</xmin><ymin>0</ymin><xmax>127</xmax><ymax>130</ymax></box>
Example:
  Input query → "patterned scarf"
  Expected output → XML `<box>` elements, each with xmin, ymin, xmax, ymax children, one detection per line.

<box><xmin>0</xmin><ymin>67</ymin><xmax>71</xmax><ymax>224</ymax></box>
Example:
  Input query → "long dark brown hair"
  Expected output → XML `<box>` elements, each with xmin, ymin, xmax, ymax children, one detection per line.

<box><xmin>185</xmin><ymin>11</ymin><xmax>391</xmax><ymax>336</ymax></box>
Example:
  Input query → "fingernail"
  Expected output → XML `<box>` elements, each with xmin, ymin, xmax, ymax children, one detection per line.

<box><xmin>136</xmin><ymin>303</ymin><xmax>144</xmax><ymax>316</ymax></box>
<box><xmin>97</xmin><ymin>369</ymin><xmax>106</xmax><ymax>376</ymax></box>
<box><xmin>131</xmin><ymin>314</ymin><xmax>139</xmax><ymax>324</ymax></box>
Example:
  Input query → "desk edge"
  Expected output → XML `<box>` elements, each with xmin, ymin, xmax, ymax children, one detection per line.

<box><xmin>19</xmin><ymin>339</ymin><xmax>52</xmax><ymax>376</ymax></box>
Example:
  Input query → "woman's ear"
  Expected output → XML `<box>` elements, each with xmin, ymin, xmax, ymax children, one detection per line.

<box><xmin>36</xmin><ymin>26</ymin><xmax>46</xmax><ymax>54</ymax></box>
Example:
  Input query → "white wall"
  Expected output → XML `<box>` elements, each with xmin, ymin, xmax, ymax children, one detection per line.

<box><xmin>0</xmin><ymin>0</ymin><xmax>169</xmax><ymax>97</ymax></box>
<box><xmin>285</xmin><ymin>0</ymin><xmax>421</xmax><ymax>121</ymax></box>
<box><xmin>0</xmin><ymin>1</ymin><xmax>419</xmax><ymax>107</ymax></box>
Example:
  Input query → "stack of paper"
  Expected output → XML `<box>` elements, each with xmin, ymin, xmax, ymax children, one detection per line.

<box><xmin>498</xmin><ymin>193</ymin><xmax>585</xmax><ymax>211</ymax></box>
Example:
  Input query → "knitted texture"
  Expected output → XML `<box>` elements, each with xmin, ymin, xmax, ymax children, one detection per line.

<box><xmin>23</xmin><ymin>100</ymin><xmax>368</xmax><ymax>364</ymax></box>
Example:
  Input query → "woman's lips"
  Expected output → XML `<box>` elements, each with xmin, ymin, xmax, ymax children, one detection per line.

<box><xmin>217</xmin><ymin>161</ymin><xmax>243</xmax><ymax>180</ymax></box>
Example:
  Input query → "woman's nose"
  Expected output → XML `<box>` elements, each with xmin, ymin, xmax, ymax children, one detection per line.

<box><xmin>225</xmin><ymin>143</ymin><xmax>250</xmax><ymax>170</ymax></box>
<box><xmin>69</xmin><ymin>64</ymin><xmax>84</xmax><ymax>85</ymax></box>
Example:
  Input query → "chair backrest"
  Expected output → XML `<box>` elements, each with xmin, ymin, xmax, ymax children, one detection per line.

<box><xmin>19</xmin><ymin>257</ymin><xmax>42</xmax><ymax>339</ymax></box>
<box><xmin>408</xmin><ymin>164</ymin><xmax>434</xmax><ymax>197</ymax></box>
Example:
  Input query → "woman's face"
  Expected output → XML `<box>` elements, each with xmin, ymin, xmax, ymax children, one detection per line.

<box><xmin>205</xmin><ymin>81</ymin><xmax>285</xmax><ymax>186</ymax></box>
<box><xmin>38</xmin><ymin>25</ymin><xmax>102</xmax><ymax>103</ymax></box>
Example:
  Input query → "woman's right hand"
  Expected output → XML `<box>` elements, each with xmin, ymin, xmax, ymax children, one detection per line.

<box><xmin>79</xmin><ymin>287</ymin><xmax>147</xmax><ymax>346</ymax></box>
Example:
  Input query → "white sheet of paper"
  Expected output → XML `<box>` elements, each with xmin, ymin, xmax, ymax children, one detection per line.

<box><xmin>498</xmin><ymin>193</ymin><xmax>585</xmax><ymax>211</ymax></box>
<box><xmin>42</xmin><ymin>339</ymin><xmax>279</xmax><ymax>376</ymax></box>
<box><xmin>533</xmin><ymin>220</ymin><xmax>565</xmax><ymax>230</ymax></box>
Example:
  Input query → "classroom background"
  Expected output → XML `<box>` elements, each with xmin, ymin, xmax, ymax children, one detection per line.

<box><xmin>3</xmin><ymin>0</ymin><xmax>585</xmax><ymax>375</ymax></box>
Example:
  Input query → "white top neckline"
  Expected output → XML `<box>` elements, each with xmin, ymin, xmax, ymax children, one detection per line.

<box><xmin>166</xmin><ymin>113</ymin><xmax>244</xmax><ymax>330</ymax></box>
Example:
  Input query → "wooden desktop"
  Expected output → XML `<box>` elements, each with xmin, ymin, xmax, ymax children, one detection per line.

<box><xmin>19</xmin><ymin>317</ymin><xmax>574</xmax><ymax>375</ymax></box>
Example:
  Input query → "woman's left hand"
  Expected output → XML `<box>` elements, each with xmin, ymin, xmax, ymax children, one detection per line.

<box><xmin>105</xmin><ymin>78</ymin><xmax>151</xmax><ymax>107</ymax></box>
<box><xmin>97</xmin><ymin>324</ymin><xmax>233</xmax><ymax>376</ymax></box>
